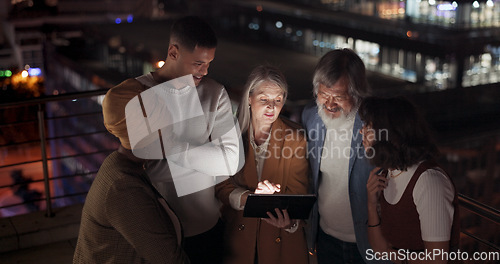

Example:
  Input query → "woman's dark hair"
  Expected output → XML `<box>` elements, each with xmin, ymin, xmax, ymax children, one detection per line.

<box><xmin>358</xmin><ymin>96</ymin><xmax>439</xmax><ymax>170</ymax></box>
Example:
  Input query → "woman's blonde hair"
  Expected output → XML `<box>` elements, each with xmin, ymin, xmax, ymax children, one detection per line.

<box><xmin>237</xmin><ymin>65</ymin><xmax>288</xmax><ymax>134</ymax></box>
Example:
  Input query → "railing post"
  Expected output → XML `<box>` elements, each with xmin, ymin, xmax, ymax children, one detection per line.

<box><xmin>38</xmin><ymin>103</ymin><xmax>54</xmax><ymax>217</ymax></box>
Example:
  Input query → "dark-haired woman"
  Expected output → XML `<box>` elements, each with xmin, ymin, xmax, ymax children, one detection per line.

<box><xmin>359</xmin><ymin>96</ymin><xmax>460</xmax><ymax>264</ymax></box>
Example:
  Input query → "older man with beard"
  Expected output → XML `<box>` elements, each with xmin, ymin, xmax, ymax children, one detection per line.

<box><xmin>301</xmin><ymin>49</ymin><xmax>389</xmax><ymax>264</ymax></box>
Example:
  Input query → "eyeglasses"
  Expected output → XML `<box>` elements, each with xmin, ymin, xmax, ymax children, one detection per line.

<box><xmin>317</xmin><ymin>91</ymin><xmax>349</xmax><ymax>103</ymax></box>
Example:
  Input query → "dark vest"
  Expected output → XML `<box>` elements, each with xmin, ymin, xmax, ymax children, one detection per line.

<box><xmin>380</xmin><ymin>160</ymin><xmax>460</xmax><ymax>251</ymax></box>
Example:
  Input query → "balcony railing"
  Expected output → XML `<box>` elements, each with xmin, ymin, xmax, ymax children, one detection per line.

<box><xmin>0</xmin><ymin>89</ymin><xmax>114</xmax><ymax>218</ymax></box>
<box><xmin>0</xmin><ymin>90</ymin><xmax>499</xmax><ymax>261</ymax></box>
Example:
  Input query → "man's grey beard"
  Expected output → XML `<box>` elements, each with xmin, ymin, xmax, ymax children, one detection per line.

<box><xmin>317</xmin><ymin>101</ymin><xmax>356</xmax><ymax>129</ymax></box>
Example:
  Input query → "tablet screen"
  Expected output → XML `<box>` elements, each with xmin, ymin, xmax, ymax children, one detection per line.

<box><xmin>243</xmin><ymin>194</ymin><xmax>316</xmax><ymax>219</ymax></box>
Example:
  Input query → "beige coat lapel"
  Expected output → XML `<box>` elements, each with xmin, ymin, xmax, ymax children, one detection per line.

<box><xmin>240</xmin><ymin>137</ymin><xmax>259</xmax><ymax>189</ymax></box>
<box><xmin>260</xmin><ymin>118</ymin><xmax>285</xmax><ymax>186</ymax></box>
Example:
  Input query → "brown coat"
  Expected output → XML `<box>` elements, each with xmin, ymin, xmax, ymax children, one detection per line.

<box><xmin>215</xmin><ymin>117</ymin><xmax>310</xmax><ymax>264</ymax></box>
<box><xmin>73</xmin><ymin>151</ymin><xmax>189</xmax><ymax>264</ymax></box>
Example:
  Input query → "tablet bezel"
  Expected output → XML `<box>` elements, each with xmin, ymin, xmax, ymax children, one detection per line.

<box><xmin>243</xmin><ymin>194</ymin><xmax>316</xmax><ymax>219</ymax></box>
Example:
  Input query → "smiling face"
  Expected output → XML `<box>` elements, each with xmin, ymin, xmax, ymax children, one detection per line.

<box><xmin>173</xmin><ymin>44</ymin><xmax>216</xmax><ymax>86</ymax></box>
<box><xmin>249</xmin><ymin>81</ymin><xmax>285</xmax><ymax>128</ymax></box>
<box><xmin>316</xmin><ymin>75</ymin><xmax>354</xmax><ymax>120</ymax></box>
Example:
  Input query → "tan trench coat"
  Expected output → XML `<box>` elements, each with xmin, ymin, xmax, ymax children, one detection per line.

<box><xmin>215</xmin><ymin>117</ymin><xmax>310</xmax><ymax>264</ymax></box>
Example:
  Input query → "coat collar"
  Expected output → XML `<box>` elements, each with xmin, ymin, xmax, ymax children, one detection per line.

<box><xmin>348</xmin><ymin>113</ymin><xmax>363</xmax><ymax>176</ymax></box>
<box><xmin>244</xmin><ymin>117</ymin><xmax>287</xmax><ymax>188</ymax></box>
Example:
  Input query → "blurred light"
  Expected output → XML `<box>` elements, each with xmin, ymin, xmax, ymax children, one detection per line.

<box><xmin>296</xmin><ymin>30</ymin><xmax>303</xmax><ymax>37</ymax></box>
<box><xmin>313</xmin><ymin>40</ymin><xmax>319</xmax><ymax>46</ymax></box>
<box><xmin>486</xmin><ymin>0</ymin><xmax>494</xmax><ymax>7</ymax></box>
<box><xmin>21</xmin><ymin>70</ymin><xmax>29</xmax><ymax>78</ymax></box>
<box><xmin>452</xmin><ymin>1</ymin><xmax>458</xmax><ymax>8</ymax></box>
<box><xmin>275</xmin><ymin>21</ymin><xmax>283</xmax><ymax>29</ymax></box>
<box><xmin>285</xmin><ymin>27</ymin><xmax>292</xmax><ymax>34</ymax></box>
<box><xmin>72</xmin><ymin>99</ymin><xmax>78</xmax><ymax>102</ymax></box>
<box><xmin>256</xmin><ymin>5</ymin><xmax>263</xmax><ymax>12</ymax></box>
<box><xmin>115</xmin><ymin>18</ymin><xmax>122</xmax><ymax>24</ymax></box>
<box><xmin>0</xmin><ymin>70</ymin><xmax>12</xmax><ymax>77</ymax></box>
<box><xmin>248</xmin><ymin>23</ymin><xmax>259</xmax><ymax>30</ymax></box>
<box><xmin>407</xmin><ymin>31</ymin><xmax>413</xmax><ymax>38</ymax></box>
<box><xmin>429</xmin><ymin>0</ymin><xmax>436</xmax><ymax>5</ymax></box>
<box><xmin>108</xmin><ymin>36</ymin><xmax>121</xmax><ymax>48</ymax></box>
<box><xmin>28</xmin><ymin>68</ymin><xmax>42</xmax><ymax>76</ymax></box>
<box><xmin>127</xmin><ymin>15</ymin><xmax>134</xmax><ymax>23</ymax></box>
<box><xmin>437</xmin><ymin>3</ymin><xmax>456</xmax><ymax>11</ymax></box>
<box><xmin>473</xmin><ymin>1</ymin><xmax>480</xmax><ymax>8</ymax></box>
<box><xmin>24</xmin><ymin>64</ymin><xmax>30</xmax><ymax>70</ymax></box>
<box><xmin>157</xmin><ymin>60</ymin><xmax>165</xmax><ymax>68</ymax></box>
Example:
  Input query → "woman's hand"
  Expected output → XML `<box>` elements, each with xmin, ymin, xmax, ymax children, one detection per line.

<box><xmin>255</xmin><ymin>180</ymin><xmax>290</xmax><ymax>228</ymax></box>
<box><xmin>366</xmin><ymin>167</ymin><xmax>387</xmax><ymax>207</ymax></box>
<box><xmin>254</xmin><ymin>180</ymin><xmax>281</xmax><ymax>194</ymax></box>
<box><xmin>262</xmin><ymin>208</ymin><xmax>292</xmax><ymax>229</ymax></box>
<box><xmin>366</xmin><ymin>167</ymin><xmax>391</xmax><ymax>254</ymax></box>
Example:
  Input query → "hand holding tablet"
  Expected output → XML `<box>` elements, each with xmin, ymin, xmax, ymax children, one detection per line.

<box><xmin>243</xmin><ymin>194</ymin><xmax>317</xmax><ymax>219</ymax></box>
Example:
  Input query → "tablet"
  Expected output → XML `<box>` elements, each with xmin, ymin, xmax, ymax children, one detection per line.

<box><xmin>243</xmin><ymin>194</ymin><xmax>317</xmax><ymax>219</ymax></box>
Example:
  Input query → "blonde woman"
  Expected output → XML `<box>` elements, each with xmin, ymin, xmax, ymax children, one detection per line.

<box><xmin>215</xmin><ymin>65</ymin><xmax>309</xmax><ymax>264</ymax></box>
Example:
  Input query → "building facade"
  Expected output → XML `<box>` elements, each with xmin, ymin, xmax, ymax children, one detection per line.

<box><xmin>215</xmin><ymin>0</ymin><xmax>500</xmax><ymax>91</ymax></box>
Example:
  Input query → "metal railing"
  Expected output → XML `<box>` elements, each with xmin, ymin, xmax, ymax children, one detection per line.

<box><xmin>458</xmin><ymin>194</ymin><xmax>500</xmax><ymax>252</ymax></box>
<box><xmin>0</xmin><ymin>89</ymin><xmax>113</xmax><ymax>217</ymax></box>
<box><xmin>0</xmin><ymin>90</ymin><xmax>499</xmax><ymax>256</ymax></box>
